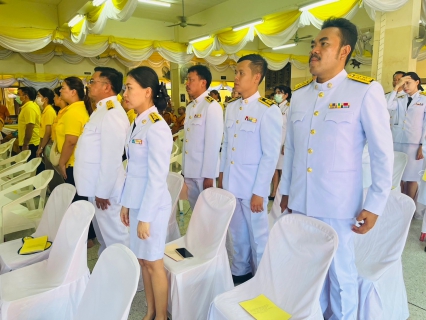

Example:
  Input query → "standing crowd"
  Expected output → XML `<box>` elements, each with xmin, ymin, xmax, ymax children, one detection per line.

<box><xmin>5</xmin><ymin>16</ymin><xmax>425</xmax><ymax>320</ymax></box>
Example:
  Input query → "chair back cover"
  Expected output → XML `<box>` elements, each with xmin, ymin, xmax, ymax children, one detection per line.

<box><xmin>73</xmin><ymin>244</ymin><xmax>139</xmax><ymax>320</ymax></box>
<box><xmin>32</xmin><ymin>184</ymin><xmax>76</xmax><ymax>241</ymax></box>
<box><xmin>166</xmin><ymin>172</ymin><xmax>184</xmax><ymax>242</ymax></box>
<box><xmin>355</xmin><ymin>191</ymin><xmax>415</xmax><ymax>281</ymax></box>
<box><xmin>184</xmin><ymin>188</ymin><xmax>236</xmax><ymax>260</ymax></box>
<box><xmin>392</xmin><ymin>152</ymin><xmax>408</xmax><ymax>190</ymax></box>
<box><xmin>46</xmin><ymin>201</ymin><xmax>95</xmax><ymax>284</ymax></box>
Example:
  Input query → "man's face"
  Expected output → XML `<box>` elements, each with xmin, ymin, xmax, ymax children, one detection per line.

<box><xmin>185</xmin><ymin>71</ymin><xmax>206</xmax><ymax>99</ymax></box>
<box><xmin>87</xmin><ymin>71</ymin><xmax>110</xmax><ymax>103</ymax></box>
<box><xmin>17</xmin><ymin>89</ymin><xmax>28</xmax><ymax>104</ymax></box>
<box><xmin>393</xmin><ymin>73</ymin><xmax>403</xmax><ymax>88</ymax></box>
<box><xmin>309</xmin><ymin>27</ymin><xmax>349</xmax><ymax>80</ymax></box>
<box><xmin>178</xmin><ymin>108</ymin><xmax>185</xmax><ymax>115</ymax></box>
<box><xmin>234</xmin><ymin>60</ymin><xmax>260</xmax><ymax>97</ymax></box>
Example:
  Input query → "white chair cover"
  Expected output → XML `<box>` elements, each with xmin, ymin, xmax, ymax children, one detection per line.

<box><xmin>164</xmin><ymin>188</ymin><xmax>236</xmax><ymax>320</ymax></box>
<box><xmin>0</xmin><ymin>151</ymin><xmax>30</xmax><ymax>172</ymax></box>
<box><xmin>166</xmin><ymin>172</ymin><xmax>184</xmax><ymax>243</ymax></box>
<box><xmin>73</xmin><ymin>244</ymin><xmax>139</xmax><ymax>320</ymax></box>
<box><xmin>0</xmin><ymin>170</ymin><xmax>54</xmax><ymax>242</ymax></box>
<box><xmin>0</xmin><ymin>184</ymin><xmax>76</xmax><ymax>274</ymax></box>
<box><xmin>355</xmin><ymin>191</ymin><xmax>415</xmax><ymax>320</ymax></box>
<box><xmin>0</xmin><ymin>200</ymin><xmax>94</xmax><ymax>320</ymax></box>
<box><xmin>208</xmin><ymin>214</ymin><xmax>338</xmax><ymax>320</ymax></box>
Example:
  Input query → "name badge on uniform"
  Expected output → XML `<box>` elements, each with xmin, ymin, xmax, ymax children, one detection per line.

<box><xmin>132</xmin><ymin>139</ymin><xmax>143</xmax><ymax>144</ymax></box>
<box><xmin>329</xmin><ymin>102</ymin><xmax>350</xmax><ymax>109</ymax></box>
<box><xmin>244</xmin><ymin>116</ymin><xmax>257</xmax><ymax>123</ymax></box>
<box><xmin>194</xmin><ymin>114</ymin><xmax>202</xmax><ymax>118</ymax></box>
<box><xmin>416</xmin><ymin>102</ymin><xmax>424</xmax><ymax>106</ymax></box>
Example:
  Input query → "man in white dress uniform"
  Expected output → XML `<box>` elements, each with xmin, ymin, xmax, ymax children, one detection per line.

<box><xmin>182</xmin><ymin>65</ymin><xmax>223</xmax><ymax>210</ymax></box>
<box><xmin>385</xmin><ymin>71</ymin><xmax>405</xmax><ymax>126</ymax></box>
<box><xmin>219</xmin><ymin>54</ymin><xmax>282</xmax><ymax>283</ymax></box>
<box><xmin>75</xmin><ymin>67</ymin><xmax>130</xmax><ymax>255</ymax></box>
<box><xmin>279</xmin><ymin>18</ymin><xmax>393</xmax><ymax>319</ymax></box>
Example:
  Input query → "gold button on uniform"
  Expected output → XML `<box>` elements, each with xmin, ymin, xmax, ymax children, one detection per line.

<box><xmin>185</xmin><ymin>151</ymin><xmax>188</xmax><ymax>154</ymax></box>
<box><xmin>232</xmin><ymin>147</ymin><xmax>235</xmax><ymax>151</ymax></box>
<box><xmin>234</xmin><ymin>134</ymin><xmax>237</xmax><ymax>137</ymax></box>
<box><xmin>189</xmin><ymin>116</ymin><xmax>192</xmax><ymax>119</ymax></box>
<box><xmin>318</xmin><ymin>92</ymin><xmax>324</xmax><ymax>98</ymax></box>
<box><xmin>187</xmin><ymin>128</ymin><xmax>190</xmax><ymax>131</ymax></box>
<box><xmin>236</xmin><ymin>120</ymin><xmax>239</xmax><ymax>124</ymax></box>
<box><xmin>327</xmin><ymin>83</ymin><xmax>333</xmax><ymax>88</ymax></box>
<box><xmin>315</xmin><ymin>85</ymin><xmax>318</xmax><ymax>89</ymax></box>
<box><xmin>240</xmin><ymin>107</ymin><xmax>243</xmax><ymax>110</ymax></box>
<box><xmin>308</xmin><ymin>148</ymin><xmax>313</xmax><ymax>154</ymax></box>
<box><xmin>314</xmin><ymin>111</ymin><xmax>319</xmax><ymax>116</ymax></box>
<box><xmin>231</xmin><ymin>161</ymin><xmax>234</xmax><ymax>164</ymax></box>
<box><xmin>310</xmin><ymin>129</ymin><xmax>316</xmax><ymax>135</ymax></box>
<box><xmin>185</xmin><ymin>139</ymin><xmax>188</xmax><ymax>142</ymax></box>
<box><xmin>307</xmin><ymin>167</ymin><xmax>313</xmax><ymax>173</ymax></box>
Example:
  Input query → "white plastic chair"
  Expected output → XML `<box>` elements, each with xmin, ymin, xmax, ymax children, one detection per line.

<box><xmin>0</xmin><ymin>184</ymin><xmax>76</xmax><ymax>274</ymax></box>
<box><xmin>0</xmin><ymin>170</ymin><xmax>54</xmax><ymax>243</ymax></box>
<box><xmin>73</xmin><ymin>244</ymin><xmax>139</xmax><ymax>320</ymax></box>
<box><xmin>0</xmin><ymin>138</ymin><xmax>16</xmax><ymax>160</ymax></box>
<box><xmin>0</xmin><ymin>158</ymin><xmax>41</xmax><ymax>190</ymax></box>
<box><xmin>355</xmin><ymin>192</ymin><xmax>415</xmax><ymax>320</ymax></box>
<box><xmin>0</xmin><ymin>150</ymin><xmax>30</xmax><ymax>171</ymax></box>
<box><xmin>166</xmin><ymin>172</ymin><xmax>184</xmax><ymax>243</ymax></box>
<box><xmin>164</xmin><ymin>188</ymin><xmax>236</xmax><ymax>320</ymax></box>
<box><xmin>208</xmin><ymin>214</ymin><xmax>339</xmax><ymax>320</ymax></box>
<box><xmin>0</xmin><ymin>201</ymin><xmax>95</xmax><ymax>320</ymax></box>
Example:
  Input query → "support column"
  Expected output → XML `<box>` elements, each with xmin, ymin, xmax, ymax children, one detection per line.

<box><xmin>170</xmin><ymin>62</ymin><xmax>188</xmax><ymax>112</ymax></box>
<box><xmin>371</xmin><ymin>0</ymin><xmax>421</xmax><ymax>92</ymax></box>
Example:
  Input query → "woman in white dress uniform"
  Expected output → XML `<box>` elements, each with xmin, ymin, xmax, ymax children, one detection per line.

<box><xmin>120</xmin><ymin>66</ymin><xmax>172</xmax><ymax>320</ymax></box>
<box><xmin>269</xmin><ymin>85</ymin><xmax>291</xmax><ymax>200</ymax></box>
<box><xmin>388</xmin><ymin>72</ymin><xmax>426</xmax><ymax>201</ymax></box>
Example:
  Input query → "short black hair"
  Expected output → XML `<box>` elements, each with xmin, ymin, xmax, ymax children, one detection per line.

<box><xmin>321</xmin><ymin>17</ymin><xmax>358</xmax><ymax>66</ymax></box>
<box><xmin>210</xmin><ymin>89</ymin><xmax>221</xmax><ymax>102</ymax></box>
<box><xmin>393</xmin><ymin>71</ymin><xmax>405</xmax><ymax>77</ymax></box>
<box><xmin>274</xmin><ymin>85</ymin><xmax>292</xmax><ymax>101</ymax></box>
<box><xmin>187</xmin><ymin>65</ymin><xmax>212</xmax><ymax>89</ymax></box>
<box><xmin>94</xmin><ymin>67</ymin><xmax>124</xmax><ymax>95</ymax></box>
<box><xmin>18</xmin><ymin>87</ymin><xmax>37</xmax><ymax>101</ymax></box>
<box><xmin>237</xmin><ymin>54</ymin><xmax>268</xmax><ymax>84</ymax></box>
<box><xmin>404</xmin><ymin>71</ymin><xmax>424</xmax><ymax>91</ymax></box>
<box><xmin>127</xmin><ymin>66</ymin><xmax>170</xmax><ymax>111</ymax></box>
<box><xmin>37</xmin><ymin>88</ymin><xmax>55</xmax><ymax>105</ymax></box>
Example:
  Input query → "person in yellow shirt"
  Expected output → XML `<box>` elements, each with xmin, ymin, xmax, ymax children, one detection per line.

<box><xmin>51</xmin><ymin>87</ymin><xmax>68</xmax><ymax>144</ymax></box>
<box><xmin>36</xmin><ymin>88</ymin><xmax>57</xmax><ymax>159</ymax></box>
<box><xmin>57</xmin><ymin>77</ymin><xmax>91</xmax><ymax>201</ymax></box>
<box><xmin>209</xmin><ymin>90</ymin><xmax>225</xmax><ymax>110</ymax></box>
<box><xmin>121</xmin><ymin>98</ymin><xmax>137</xmax><ymax>124</ymax></box>
<box><xmin>16</xmin><ymin>87</ymin><xmax>41</xmax><ymax>160</ymax></box>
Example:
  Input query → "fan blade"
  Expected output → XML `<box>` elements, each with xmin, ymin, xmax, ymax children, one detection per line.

<box><xmin>187</xmin><ymin>23</ymin><xmax>205</xmax><ymax>27</ymax></box>
<box><xmin>167</xmin><ymin>23</ymin><xmax>182</xmax><ymax>27</ymax></box>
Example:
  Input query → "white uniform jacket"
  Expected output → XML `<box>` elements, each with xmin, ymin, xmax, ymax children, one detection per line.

<box><xmin>385</xmin><ymin>91</ymin><xmax>405</xmax><ymax>126</ymax></box>
<box><xmin>279</xmin><ymin>100</ymin><xmax>290</xmax><ymax>149</ymax></box>
<box><xmin>182</xmin><ymin>91</ymin><xmax>223</xmax><ymax>179</ymax></box>
<box><xmin>388</xmin><ymin>90</ymin><xmax>426</xmax><ymax>144</ymax></box>
<box><xmin>74</xmin><ymin>96</ymin><xmax>129</xmax><ymax>199</ymax></box>
<box><xmin>280</xmin><ymin>70</ymin><xmax>393</xmax><ymax>219</ymax></box>
<box><xmin>220</xmin><ymin>92</ymin><xmax>282</xmax><ymax>199</ymax></box>
<box><xmin>120</xmin><ymin>106</ymin><xmax>172</xmax><ymax>222</ymax></box>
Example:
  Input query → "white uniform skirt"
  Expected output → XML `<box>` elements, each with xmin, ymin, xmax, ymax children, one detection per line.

<box><xmin>129</xmin><ymin>203</ymin><xmax>171</xmax><ymax>261</ymax></box>
<box><xmin>393</xmin><ymin>142</ymin><xmax>423</xmax><ymax>181</ymax></box>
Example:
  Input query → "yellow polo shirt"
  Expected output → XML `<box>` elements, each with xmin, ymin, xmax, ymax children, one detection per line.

<box><xmin>39</xmin><ymin>104</ymin><xmax>57</xmax><ymax>139</ymax></box>
<box><xmin>55</xmin><ymin>101</ymin><xmax>89</xmax><ymax>167</ymax></box>
<box><xmin>127</xmin><ymin>109</ymin><xmax>137</xmax><ymax>124</ymax></box>
<box><xmin>18</xmin><ymin>101</ymin><xmax>41</xmax><ymax>146</ymax></box>
<box><xmin>51</xmin><ymin>107</ymin><xmax>67</xmax><ymax>142</ymax></box>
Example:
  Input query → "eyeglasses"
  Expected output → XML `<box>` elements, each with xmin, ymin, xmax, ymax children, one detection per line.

<box><xmin>88</xmin><ymin>79</ymin><xmax>109</xmax><ymax>85</ymax></box>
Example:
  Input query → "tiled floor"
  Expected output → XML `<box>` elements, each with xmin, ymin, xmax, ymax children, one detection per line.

<box><xmin>8</xmin><ymin>200</ymin><xmax>426</xmax><ymax>319</ymax></box>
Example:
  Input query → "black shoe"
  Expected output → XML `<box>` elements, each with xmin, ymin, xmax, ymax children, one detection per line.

<box><xmin>268</xmin><ymin>196</ymin><xmax>275</xmax><ymax>201</ymax></box>
<box><xmin>232</xmin><ymin>273</ymin><xmax>253</xmax><ymax>285</ymax></box>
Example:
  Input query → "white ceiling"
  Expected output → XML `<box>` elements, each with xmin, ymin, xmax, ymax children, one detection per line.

<box><xmin>132</xmin><ymin>0</ymin><xmax>229</xmax><ymax>23</ymax></box>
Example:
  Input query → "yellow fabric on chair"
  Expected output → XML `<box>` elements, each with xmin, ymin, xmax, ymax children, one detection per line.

<box><xmin>18</xmin><ymin>236</ymin><xmax>52</xmax><ymax>255</ymax></box>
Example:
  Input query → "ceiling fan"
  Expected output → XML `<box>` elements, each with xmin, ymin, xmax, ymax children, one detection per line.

<box><xmin>167</xmin><ymin>0</ymin><xmax>205</xmax><ymax>28</ymax></box>
<box><xmin>290</xmin><ymin>32</ymin><xmax>313</xmax><ymax>43</ymax></box>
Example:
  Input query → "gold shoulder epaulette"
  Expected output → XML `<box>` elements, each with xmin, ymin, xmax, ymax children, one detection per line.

<box><xmin>106</xmin><ymin>100</ymin><xmax>115</xmax><ymax>110</ymax></box>
<box><xmin>294</xmin><ymin>78</ymin><xmax>313</xmax><ymax>91</ymax></box>
<box><xmin>398</xmin><ymin>95</ymin><xmax>405</xmax><ymax>98</ymax></box>
<box><xmin>227</xmin><ymin>97</ymin><xmax>240</xmax><ymax>104</ymax></box>
<box><xmin>205</xmin><ymin>96</ymin><xmax>215</xmax><ymax>103</ymax></box>
<box><xmin>149</xmin><ymin>112</ymin><xmax>162</xmax><ymax>123</ymax></box>
<box><xmin>258</xmin><ymin>97</ymin><xmax>275</xmax><ymax>107</ymax></box>
<box><xmin>420</xmin><ymin>91</ymin><xmax>426</xmax><ymax>96</ymax></box>
<box><xmin>347</xmin><ymin>73</ymin><xmax>375</xmax><ymax>84</ymax></box>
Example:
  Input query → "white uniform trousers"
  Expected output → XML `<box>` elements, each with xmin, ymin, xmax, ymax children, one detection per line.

<box><xmin>185</xmin><ymin>177</ymin><xmax>216</xmax><ymax>211</ymax></box>
<box><xmin>229</xmin><ymin>198</ymin><xmax>269</xmax><ymax>276</ymax></box>
<box><xmin>315</xmin><ymin>217</ymin><xmax>358</xmax><ymax>320</ymax></box>
<box><xmin>89</xmin><ymin>196</ymin><xmax>130</xmax><ymax>256</ymax></box>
